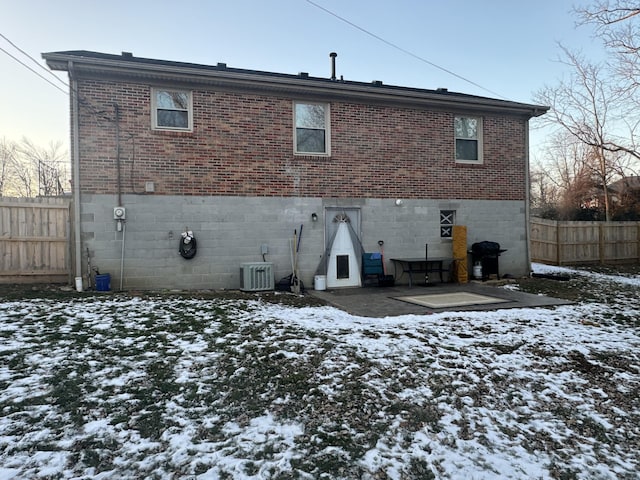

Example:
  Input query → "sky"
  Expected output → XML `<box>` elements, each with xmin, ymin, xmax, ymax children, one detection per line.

<box><xmin>0</xmin><ymin>0</ymin><xmax>605</xmax><ymax>161</ymax></box>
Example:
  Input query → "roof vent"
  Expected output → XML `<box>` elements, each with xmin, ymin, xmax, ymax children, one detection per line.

<box><xmin>217</xmin><ymin>62</ymin><xmax>227</xmax><ymax>69</ymax></box>
<box><xmin>437</xmin><ymin>87</ymin><xmax>448</xmax><ymax>92</ymax></box>
<box><xmin>330</xmin><ymin>52</ymin><xmax>337</xmax><ymax>81</ymax></box>
<box><xmin>298</xmin><ymin>72</ymin><xmax>309</xmax><ymax>78</ymax></box>
<box><xmin>121</xmin><ymin>52</ymin><xmax>133</xmax><ymax>58</ymax></box>
<box><xmin>372</xmin><ymin>80</ymin><xmax>383</xmax><ymax>86</ymax></box>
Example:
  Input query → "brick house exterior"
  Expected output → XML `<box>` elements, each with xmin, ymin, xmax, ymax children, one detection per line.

<box><xmin>44</xmin><ymin>50</ymin><xmax>547</xmax><ymax>291</ymax></box>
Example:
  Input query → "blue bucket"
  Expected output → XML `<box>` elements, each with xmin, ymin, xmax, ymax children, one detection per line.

<box><xmin>95</xmin><ymin>273</ymin><xmax>111</xmax><ymax>292</ymax></box>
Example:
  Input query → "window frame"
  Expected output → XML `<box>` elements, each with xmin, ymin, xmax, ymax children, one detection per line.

<box><xmin>454</xmin><ymin>116</ymin><xmax>483</xmax><ymax>164</ymax></box>
<box><xmin>293</xmin><ymin>101</ymin><xmax>331</xmax><ymax>156</ymax></box>
<box><xmin>151</xmin><ymin>88</ymin><xmax>193</xmax><ymax>132</ymax></box>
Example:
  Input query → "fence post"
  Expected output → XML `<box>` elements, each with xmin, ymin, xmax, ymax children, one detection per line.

<box><xmin>599</xmin><ymin>223</ymin><xmax>605</xmax><ymax>265</ymax></box>
<box><xmin>637</xmin><ymin>222</ymin><xmax>640</xmax><ymax>263</ymax></box>
<box><xmin>556</xmin><ymin>220</ymin><xmax>561</xmax><ymax>265</ymax></box>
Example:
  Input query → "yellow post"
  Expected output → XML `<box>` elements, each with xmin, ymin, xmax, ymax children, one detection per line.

<box><xmin>452</xmin><ymin>225</ymin><xmax>468</xmax><ymax>283</ymax></box>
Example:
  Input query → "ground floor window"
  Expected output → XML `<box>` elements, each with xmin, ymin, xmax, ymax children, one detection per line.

<box><xmin>440</xmin><ymin>210</ymin><xmax>456</xmax><ymax>238</ymax></box>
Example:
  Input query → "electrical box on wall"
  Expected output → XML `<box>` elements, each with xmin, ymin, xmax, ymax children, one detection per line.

<box><xmin>113</xmin><ymin>207</ymin><xmax>126</xmax><ymax>220</ymax></box>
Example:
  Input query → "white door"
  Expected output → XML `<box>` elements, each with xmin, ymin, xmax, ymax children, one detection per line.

<box><xmin>325</xmin><ymin>209</ymin><xmax>362</xmax><ymax>288</ymax></box>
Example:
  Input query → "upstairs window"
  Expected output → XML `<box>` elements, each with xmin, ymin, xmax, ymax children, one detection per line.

<box><xmin>455</xmin><ymin>116</ymin><xmax>482</xmax><ymax>163</ymax></box>
<box><xmin>294</xmin><ymin>102</ymin><xmax>330</xmax><ymax>155</ymax></box>
<box><xmin>152</xmin><ymin>89</ymin><xmax>193</xmax><ymax>131</ymax></box>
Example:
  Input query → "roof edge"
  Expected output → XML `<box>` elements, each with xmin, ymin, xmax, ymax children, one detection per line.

<box><xmin>42</xmin><ymin>50</ymin><xmax>549</xmax><ymax>118</ymax></box>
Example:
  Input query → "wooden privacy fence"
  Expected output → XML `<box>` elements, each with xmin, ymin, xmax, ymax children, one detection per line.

<box><xmin>0</xmin><ymin>197</ymin><xmax>71</xmax><ymax>283</ymax></box>
<box><xmin>531</xmin><ymin>217</ymin><xmax>640</xmax><ymax>265</ymax></box>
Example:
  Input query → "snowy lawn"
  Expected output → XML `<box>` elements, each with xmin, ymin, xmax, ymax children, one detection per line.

<box><xmin>1</xmin><ymin>264</ymin><xmax>639</xmax><ymax>479</ymax></box>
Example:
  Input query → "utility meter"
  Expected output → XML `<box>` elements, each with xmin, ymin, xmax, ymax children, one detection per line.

<box><xmin>113</xmin><ymin>207</ymin><xmax>126</xmax><ymax>220</ymax></box>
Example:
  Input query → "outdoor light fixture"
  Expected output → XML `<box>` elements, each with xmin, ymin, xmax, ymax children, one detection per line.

<box><xmin>311</xmin><ymin>212</ymin><xmax>318</xmax><ymax>222</ymax></box>
<box><xmin>395</xmin><ymin>199</ymin><xmax>404</xmax><ymax>206</ymax></box>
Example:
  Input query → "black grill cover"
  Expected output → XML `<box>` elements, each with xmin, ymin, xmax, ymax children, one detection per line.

<box><xmin>472</xmin><ymin>241</ymin><xmax>501</xmax><ymax>255</ymax></box>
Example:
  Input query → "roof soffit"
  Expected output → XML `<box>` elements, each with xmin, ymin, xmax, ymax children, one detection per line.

<box><xmin>44</xmin><ymin>52</ymin><xmax>548</xmax><ymax>118</ymax></box>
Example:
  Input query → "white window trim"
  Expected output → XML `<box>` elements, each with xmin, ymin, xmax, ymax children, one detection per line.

<box><xmin>151</xmin><ymin>88</ymin><xmax>193</xmax><ymax>132</ymax></box>
<box><xmin>293</xmin><ymin>101</ymin><xmax>331</xmax><ymax>156</ymax></box>
<box><xmin>454</xmin><ymin>116</ymin><xmax>483</xmax><ymax>164</ymax></box>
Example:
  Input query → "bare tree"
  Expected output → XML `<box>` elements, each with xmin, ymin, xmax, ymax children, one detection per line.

<box><xmin>16</xmin><ymin>138</ymin><xmax>68</xmax><ymax>197</ymax></box>
<box><xmin>0</xmin><ymin>137</ymin><xmax>68</xmax><ymax>197</ymax></box>
<box><xmin>532</xmin><ymin>47</ymin><xmax>635</xmax><ymax>220</ymax></box>
<box><xmin>531</xmin><ymin>2</ymin><xmax>640</xmax><ymax>220</ymax></box>
<box><xmin>0</xmin><ymin>138</ymin><xmax>17</xmax><ymax>197</ymax></box>
<box><xmin>575</xmin><ymin>2</ymin><xmax>640</xmax><ymax>158</ymax></box>
<box><xmin>10</xmin><ymin>154</ymin><xmax>34</xmax><ymax>198</ymax></box>
<box><xmin>529</xmin><ymin>164</ymin><xmax>556</xmax><ymax>212</ymax></box>
<box><xmin>576</xmin><ymin>1</ymin><xmax>640</xmax><ymax>87</ymax></box>
<box><xmin>576</xmin><ymin>2</ymin><xmax>640</xmax><ymax>42</ymax></box>
<box><xmin>531</xmin><ymin>131</ymin><xmax>605</xmax><ymax>218</ymax></box>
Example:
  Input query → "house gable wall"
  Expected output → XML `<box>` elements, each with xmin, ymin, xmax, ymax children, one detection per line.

<box><xmin>75</xmin><ymin>79</ymin><xmax>527</xmax><ymax>200</ymax></box>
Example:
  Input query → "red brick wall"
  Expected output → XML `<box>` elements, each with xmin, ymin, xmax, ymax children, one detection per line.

<box><xmin>75</xmin><ymin>79</ymin><xmax>528</xmax><ymax>200</ymax></box>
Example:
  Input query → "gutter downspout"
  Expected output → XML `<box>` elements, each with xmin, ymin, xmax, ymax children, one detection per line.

<box><xmin>524</xmin><ymin>119</ymin><xmax>532</xmax><ymax>276</ymax></box>
<box><xmin>69</xmin><ymin>61</ymin><xmax>83</xmax><ymax>287</ymax></box>
<box><xmin>114</xmin><ymin>103</ymin><xmax>126</xmax><ymax>290</ymax></box>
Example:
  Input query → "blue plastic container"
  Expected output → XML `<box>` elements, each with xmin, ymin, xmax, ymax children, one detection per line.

<box><xmin>95</xmin><ymin>273</ymin><xmax>111</xmax><ymax>292</ymax></box>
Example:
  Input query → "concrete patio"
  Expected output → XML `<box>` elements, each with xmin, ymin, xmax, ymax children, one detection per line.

<box><xmin>307</xmin><ymin>280</ymin><xmax>570</xmax><ymax>318</ymax></box>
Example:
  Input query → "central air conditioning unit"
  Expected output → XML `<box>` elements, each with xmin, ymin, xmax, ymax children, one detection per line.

<box><xmin>240</xmin><ymin>262</ymin><xmax>274</xmax><ymax>292</ymax></box>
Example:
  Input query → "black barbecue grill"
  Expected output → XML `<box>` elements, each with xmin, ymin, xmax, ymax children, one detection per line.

<box><xmin>470</xmin><ymin>241</ymin><xmax>507</xmax><ymax>280</ymax></box>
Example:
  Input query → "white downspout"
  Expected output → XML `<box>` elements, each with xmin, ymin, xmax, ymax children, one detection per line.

<box><xmin>524</xmin><ymin>119</ymin><xmax>532</xmax><ymax>276</ymax></box>
<box><xmin>69</xmin><ymin>61</ymin><xmax>83</xmax><ymax>288</ymax></box>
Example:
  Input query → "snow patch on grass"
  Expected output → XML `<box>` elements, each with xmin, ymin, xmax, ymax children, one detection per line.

<box><xmin>0</xmin><ymin>267</ymin><xmax>639</xmax><ymax>478</ymax></box>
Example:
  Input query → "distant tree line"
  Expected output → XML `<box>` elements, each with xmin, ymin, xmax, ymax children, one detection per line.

<box><xmin>531</xmin><ymin>1</ymin><xmax>640</xmax><ymax>221</ymax></box>
<box><xmin>0</xmin><ymin>137</ymin><xmax>69</xmax><ymax>197</ymax></box>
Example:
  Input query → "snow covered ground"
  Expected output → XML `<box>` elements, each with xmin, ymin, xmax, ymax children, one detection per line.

<box><xmin>0</xmin><ymin>264</ymin><xmax>639</xmax><ymax>479</ymax></box>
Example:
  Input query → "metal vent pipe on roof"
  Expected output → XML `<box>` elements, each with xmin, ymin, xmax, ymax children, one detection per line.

<box><xmin>330</xmin><ymin>52</ymin><xmax>337</xmax><ymax>81</ymax></box>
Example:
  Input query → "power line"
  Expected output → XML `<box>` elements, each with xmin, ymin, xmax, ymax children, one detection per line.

<box><xmin>0</xmin><ymin>32</ymin><xmax>69</xmax><ymax>94</ymax></box>
<box><xmin>0</xmin><ymin>45</ymin><xmax>68</xmax><ymax>95</ymax></box>
<box><xmin>304</xmin><ymin>0</ymin><xmax>507</xmax><ymax>99</ymax></box>
<box><xmin>0</xmin><ymin>33</ymin><xmax>113</xmax><ymax>123</ymax></box>
<box><xmin>0</xmin><ymin>32</ymin><xmax>69</xmax><ymax>88</ymax></box>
